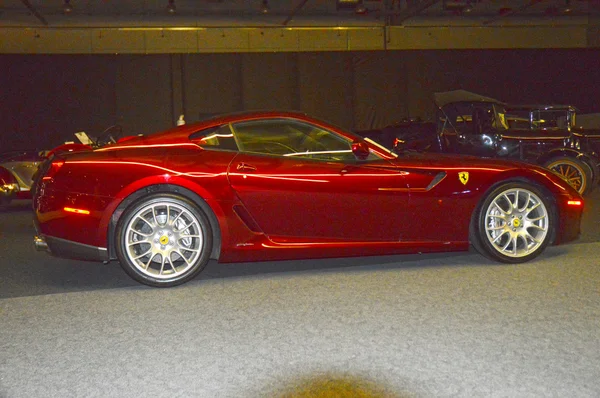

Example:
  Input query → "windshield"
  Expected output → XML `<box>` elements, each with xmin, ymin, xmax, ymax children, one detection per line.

<box><xmin>439</xmin><ymin>102</ymin><xmax>508</xmax><ymax>134</ymax></box>
<box><xmin>364</xmin><ymin>137</ymin><xmax>398</xmax><ymax>158</ymax></box>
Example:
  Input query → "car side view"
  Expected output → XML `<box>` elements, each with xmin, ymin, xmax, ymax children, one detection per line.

<box><xmin>33</xmin><ymin>111</ymin><xmax>584</xmax><ymax>287</ymax></box>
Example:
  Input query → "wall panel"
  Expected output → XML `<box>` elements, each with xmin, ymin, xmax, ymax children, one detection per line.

<box><xmin>2</xmin><ymin>49</ymin><xmax>600</xmax><ymax>151</ymax></box>
<box><xmin>297</xmin><ymin>52</ymin><xmax>354</xmax><ymax>130</ymax></box>
<box><xmin>352</xmin><ymin>52</ymin><xmax>409</xmax><ymax>130</ymax></box>
<box><xmin>0</xmin><ymin>55</ymin><xmax>117</xmax><ymax>150</ymax></box>
<box><xmin>241</xmin><ymin>53</ymin><xmax>299</xmax><ymax>111</ymax></box>
<box><xmin>183</xmin><ymin>53</ymin><xmax>243</xmax><ymax>121</ymax></box>
<box><xmin>115</xmin><ymin>55</ymin><xmax>172</xmax><ymax>135</ymax></box>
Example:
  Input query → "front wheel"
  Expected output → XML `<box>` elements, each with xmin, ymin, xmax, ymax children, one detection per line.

<box><xmin>544</xmin><ymin>157</ymin><xmax>592</xmax><ymax>195</ymax></box>
<box><xmin>115</xmin><ymin>194</ymin><xmax>213</xmax><ymax>287</ymax></box>
<box><xmin>471</xmin><ymin>182</ymin><xmax>553</xmax><ymax>263</ymax></box>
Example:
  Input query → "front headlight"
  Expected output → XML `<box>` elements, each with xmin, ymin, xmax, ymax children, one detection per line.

<box><xmin>564</xmin><ymin>136</ymin><xmax>581</xmax><ymax>150</ymax></box>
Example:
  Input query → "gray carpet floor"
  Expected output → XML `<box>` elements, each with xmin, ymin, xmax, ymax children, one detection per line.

<box><xmin>1</xmin><ymin>189</ymin><xmax>599</xmax><ymax>398</ymax></box>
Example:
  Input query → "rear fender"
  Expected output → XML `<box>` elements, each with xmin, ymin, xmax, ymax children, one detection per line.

<box><xmin>100</xmin><ymin>176</ymin><xmax>225</xmax><ymax>261</ymax></box>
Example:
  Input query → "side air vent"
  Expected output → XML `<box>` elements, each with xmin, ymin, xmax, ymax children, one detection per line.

<box><xmin>426</xmin><ymin>172</ymin><xmax>447</xmax><ymax>191</ymax></box>
<box><xmin>232</xmin><ymin>204</ymin><xmax>262</xmax><ymax>233</ymax></box>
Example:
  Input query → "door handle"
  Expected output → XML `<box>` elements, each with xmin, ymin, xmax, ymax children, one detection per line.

<box><xmin>236</xmin><ymin>162</ymin><xmax>257</xmax><ymax>172</ymax></box>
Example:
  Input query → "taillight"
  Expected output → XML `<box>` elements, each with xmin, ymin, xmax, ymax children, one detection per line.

<box><xmin>42</xmin><ymin>159</ymin><xmax>65</xmax><ymax>180</ymax></box>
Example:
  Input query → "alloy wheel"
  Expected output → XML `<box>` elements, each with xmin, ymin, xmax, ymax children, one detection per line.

<box><xmin>124</xmin><ymin>201</ymin><xmax>204</xmax><ymax>279</ymax></box>
<box><xmin>484</xmin><ymin>188</ymin><xmax>549</xmax><ymax>258</ymax></box>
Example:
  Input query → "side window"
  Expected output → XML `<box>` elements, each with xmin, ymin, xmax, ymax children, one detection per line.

<box><xmin>443</xmin><ymin>103</ymin><xmax>497</xmax><ymax>135</ymax></box>
<box><xmin>189</xmin><ymin>125</ymin><xmax>239</xmax><ymax>151</ymax></box>
<box><xmin>441</xmin><ymin>103</ymin><xmax>474</xmax><ymax>135</ymax></box>
<box><xmin>533</xmin><ymin>110</ymin><xmax>568</xmax><ymax>130</ymax></box>
<box><xmin>506</xmin><ymin>109</ymin><xmax>531</xmax><ymax>129</ymax></box>
<box><xmin>231</xmin><ymin>119</ymin><xmax>364</xmax><ymax>162</ymax></box>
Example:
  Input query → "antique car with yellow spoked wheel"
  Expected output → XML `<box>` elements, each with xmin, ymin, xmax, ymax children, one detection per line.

<box><xmin>376</xmin><ymin>91</ymin><xmax>600</xmax><ymax>195</ymax></box>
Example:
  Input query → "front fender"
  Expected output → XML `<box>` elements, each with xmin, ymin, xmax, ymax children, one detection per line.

<box><xmin>495</xmin><ymin>166</ymin><xmax>581</xmax><ymax>198</ymax></box>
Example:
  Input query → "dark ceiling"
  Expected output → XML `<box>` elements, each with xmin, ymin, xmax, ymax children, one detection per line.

<box><xmin>2</xmin><ymin>0</ymin><xmax>599</xmax><ymax>27</ymax></box>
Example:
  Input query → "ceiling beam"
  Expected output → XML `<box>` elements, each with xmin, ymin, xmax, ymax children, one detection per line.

<box><xmin>20</xmin><ymin>0</ymin><xmax>48</xmax><ymax>26</ymax></box>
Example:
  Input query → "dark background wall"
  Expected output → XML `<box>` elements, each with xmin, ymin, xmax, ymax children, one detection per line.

<box><xmin>1</xmin><ymin>49</ymin><xmax>599</xmax><ymax>151</ymax></box>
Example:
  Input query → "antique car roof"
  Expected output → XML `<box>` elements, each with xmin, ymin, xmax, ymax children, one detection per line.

<box><xmin>434</xmin><ymin>90</ymin><xmax>505</xmax><ymax>107</ymax></box>
<box><xmin>506</xmin><ymin>104</ymin><xmax>578</xmax><ymax>112</ymax></box>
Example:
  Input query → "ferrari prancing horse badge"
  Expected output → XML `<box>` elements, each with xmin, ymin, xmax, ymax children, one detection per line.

<box><xmin>458</xmin><ymin>171</ymin><xmax>469</xmax><ymax>185</ymax></box>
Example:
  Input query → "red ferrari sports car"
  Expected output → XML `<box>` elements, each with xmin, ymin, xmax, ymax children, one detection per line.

<box><xmin>33</xmin><ymin>111</ymin><xmax>584</xmax><ymax>287</ymax></box>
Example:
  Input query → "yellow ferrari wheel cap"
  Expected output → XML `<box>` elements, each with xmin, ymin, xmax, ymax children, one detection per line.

<box><xmin>159</xmin><ymin>235</ymin><xmax>169</xmax><ymax>245</ymax></box>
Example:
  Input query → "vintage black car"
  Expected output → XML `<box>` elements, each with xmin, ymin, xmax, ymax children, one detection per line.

<box><xmin>359</xmin><ymin>91</ymin><xmax>600</xmax><ymax>195</ymax></box>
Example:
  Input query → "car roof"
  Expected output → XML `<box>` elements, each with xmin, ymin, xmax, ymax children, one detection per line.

<box><xmin>106</xmin><ymin>110</ymin><xmax>356</xmax><ymax>148</ymax></box>
<box><xmin>434</xmin><ymin>90</ymin><xmax>505</xmax><ymax>107</ymax></box>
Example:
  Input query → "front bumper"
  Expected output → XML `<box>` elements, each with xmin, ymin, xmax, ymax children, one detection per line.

<box><xmin>554</xmin><ymin>193</ymin><xmax>584</xmax><ymax>245</ymax></box>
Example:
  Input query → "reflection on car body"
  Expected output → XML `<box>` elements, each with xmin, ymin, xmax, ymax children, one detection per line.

<box><xmin>33</xmin><ymin>110</ymin><xmax>583</xmax><ymax>287</ymax></box>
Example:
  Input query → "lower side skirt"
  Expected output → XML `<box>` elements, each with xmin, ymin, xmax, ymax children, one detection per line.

<box><xmin>35</xmin><ymin>235</ymin><xmax>108</xmax><ymax>262</ymax></box>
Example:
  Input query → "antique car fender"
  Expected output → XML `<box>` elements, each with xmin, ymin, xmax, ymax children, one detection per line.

<box><xmin>0</xmin><ymin>166</ymin><xmax>19</xmax><ymax>206</ymax></box>
<box><xmin>537</xmin><ymin>148</ymin><xmax>599</xmax><ymax>182</ymax></box>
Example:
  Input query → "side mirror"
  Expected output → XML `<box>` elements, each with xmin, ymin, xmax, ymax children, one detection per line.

<box><xmin>351</xmin><ymin>140</ymin><xmax>370</xmax><ymax>160</ymax></box>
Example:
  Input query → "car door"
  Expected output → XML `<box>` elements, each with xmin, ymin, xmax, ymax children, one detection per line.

<box><xmin>226</xmin><ymin>118</ymin><xmax>409</xmax><ymax>242</ymax></box>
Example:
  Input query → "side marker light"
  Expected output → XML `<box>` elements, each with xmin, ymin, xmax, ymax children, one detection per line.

<box><xmin>64</xmin><ymin>207</ymin><xmax>91</xmax><ymax>215</ymax></box>
<box><xmin>567</xmin><ymin>200</ymin><xmax>582</xmax><ymax>206</ymax></box>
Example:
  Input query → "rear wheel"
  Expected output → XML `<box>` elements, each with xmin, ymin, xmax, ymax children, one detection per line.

<box><xmin>471</xmin><ymin>182</ymin><xmax>553</xmax><ymax>263</ymax></box>
<box><xmin>115</xmin><ymin>194</ymin><xmax>213</xmax><ymax>287</ymax></box>
<box><xmin>544</xmin><ymin>157</ymin><xmax>591</xmax><ymax>195</ymax></box>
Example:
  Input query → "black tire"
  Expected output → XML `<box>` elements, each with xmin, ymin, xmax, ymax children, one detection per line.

<box><xmin>582</xmin><ymin>160</ymin><xmax>598</xmax><ymax>193</ymax></box>
<box><xmin>544</xmin><ymin>157</ymin><xmax>592</xmax><ymax>195</ymax></box>
<box><xmin>115</xmin><ymin>193</ymin><xmax>213</xmax><ymax>287</ymax></box>
<box><xmin>470</xmin><ymin>181</ymin><xmax>554</xmax><ymax>264</ymax></box>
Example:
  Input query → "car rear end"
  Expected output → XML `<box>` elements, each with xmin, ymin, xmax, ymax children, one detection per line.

<box><xmin>32</xmin><ymin>153</ymin><xmax>112</xmax><ymax>261</ymax></box>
